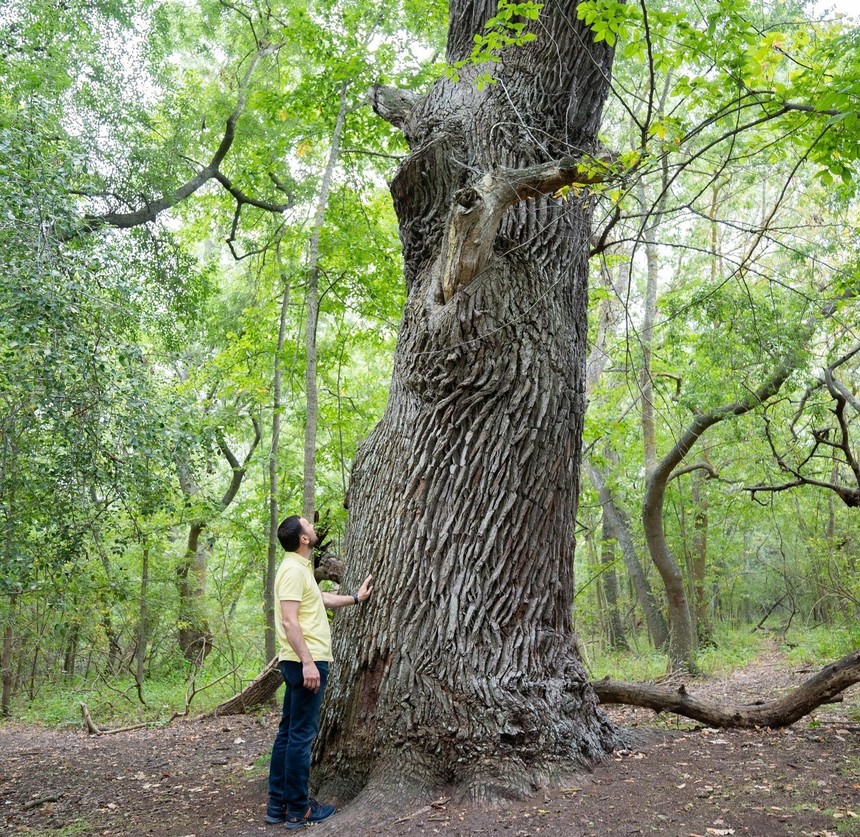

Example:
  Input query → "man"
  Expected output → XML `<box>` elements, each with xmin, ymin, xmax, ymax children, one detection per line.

<box><xmin>266</xmin><ymin>515</ymin><xmax>373</xmax><ymax>829</ymax></box>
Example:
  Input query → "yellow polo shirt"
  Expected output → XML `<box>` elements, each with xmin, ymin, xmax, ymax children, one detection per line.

<box><xmin>274</xmin><ymin>551</ymin><xmax>333</xmax><ymax>663</ymax></box>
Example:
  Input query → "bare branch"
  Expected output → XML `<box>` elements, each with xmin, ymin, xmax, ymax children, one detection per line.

<box><xmin>592</xmin><ymin>648</ymin><xmax>860</xmax><ymax>729</ymax></box>
<box><xmin>78</xmin><ymin>43</ymin><xmax>285</xmax><ymax>237</ymax></box>
<box><xmin>668</xmin><ymin>462</ymin><xmax>718</xmax><ymax>482</ymax></box>
<box><xmin>369</xmin><ymin>85</ymin><xmax>420</xmax><ymax>134</ymax></box>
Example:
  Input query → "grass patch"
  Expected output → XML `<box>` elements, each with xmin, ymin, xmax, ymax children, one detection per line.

<box><xmin>587</xmin><ymin>624</ymin><xmax>767</xmax><ymax>681</ymax></box>
<box><xmin>697</xmin><ymin>624</ymin><xmax>764</xmax><ymax>675</ymax></box>
<box><xmin>782</xmin><ymin>624</ymin><xmax>860</xmax><ymax>667</ymax></box>
<box><xmin>14</xmin><ymin>661</ymin><xmax>281</xmax><ymax>729</ymax></box>
<box><xmin>587</xmin><ymin>646</ymin><xmax>668</xmax><ymax>681</ymax></box>
<box><xmin>26</xmin><ymin>820</ymin><xmax>92</xmax><ymax>836</ymax></box>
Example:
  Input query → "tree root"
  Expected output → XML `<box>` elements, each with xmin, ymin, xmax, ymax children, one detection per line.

<box><xmin>591</xmin><ymin>649</ymin><xmax>859</xmax><ymax>729</ymax></box>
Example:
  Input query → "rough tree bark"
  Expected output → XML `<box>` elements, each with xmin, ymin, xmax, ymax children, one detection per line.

<box><xmin>315</xmin><ymin>0</ymin><xmax>617</xmax><ymax>807</ymax></box>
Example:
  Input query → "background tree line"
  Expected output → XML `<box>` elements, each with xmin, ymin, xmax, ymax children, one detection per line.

<box><xmin>0</xmin><ymin>0</ymin><xmax>858</xmax><ymax>726</ymax></box>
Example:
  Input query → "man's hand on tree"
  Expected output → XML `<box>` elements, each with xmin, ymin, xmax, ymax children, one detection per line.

<box><xmin>357</xmin><ymin>574</ymin><xmax>374</xmax><ymax>604</ymax></box>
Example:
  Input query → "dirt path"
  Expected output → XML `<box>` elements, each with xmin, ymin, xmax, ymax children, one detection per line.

<box><xmin>2</xmin><ymin>646</ymin><xmax>857</xmax><ymax>836</ymax></box>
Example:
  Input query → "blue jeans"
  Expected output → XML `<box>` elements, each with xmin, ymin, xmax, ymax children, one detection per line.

<box><xmin>267</xmin><ymin>660</ymin><xmax>329</xmax><ymax>818</ymax></box>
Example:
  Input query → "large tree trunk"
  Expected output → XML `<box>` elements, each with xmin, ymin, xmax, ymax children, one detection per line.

<box><xmin>315</xmin><ymin>0</ymin><xmax>616</xmax><ymax>807</ymax></box>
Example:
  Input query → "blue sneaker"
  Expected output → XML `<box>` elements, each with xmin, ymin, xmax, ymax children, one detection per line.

<box><xmin>285</xmin><ymin>799</ymin><xmax>336</xmax><ymax>829</ymax></box>
<box><xmin>265</xmin><ymin>810</ymin><xmax>286</xmax><ymax>825</ymax></box>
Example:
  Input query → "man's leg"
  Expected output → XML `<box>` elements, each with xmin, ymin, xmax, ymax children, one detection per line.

<box><xmin>282</xmin><ymin>661</ymin><xmax>328</xmax><ymax>818</ymax></box>
<box><xmin>266</xmin><ymin>661</ymin><xmax>293</xmax><ymax>823</ymax></box>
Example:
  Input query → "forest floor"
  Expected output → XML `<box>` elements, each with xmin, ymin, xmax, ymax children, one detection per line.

<box><xmin>1</xmin><ymin>643</ymin><xmax>858</xmax><ymax>837</ymax></box>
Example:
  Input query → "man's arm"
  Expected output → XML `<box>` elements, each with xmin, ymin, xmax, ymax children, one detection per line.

<box><xmin>321</xmin><ymin>574</ymin><xmax>374</xmax><ymax>610</ymax></box>
<box><xmin>281</xmin><ymin>599</ymin><xmax>321</xmax><ymax>693</ymax></box>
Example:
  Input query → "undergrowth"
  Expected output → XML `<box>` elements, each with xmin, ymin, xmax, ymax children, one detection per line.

<box><xmin>13</xmin><ymin>660</ymin><xmax>280</xmax><ymax>729</ymax></box>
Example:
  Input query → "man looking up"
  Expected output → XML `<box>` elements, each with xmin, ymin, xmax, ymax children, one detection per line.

<box><xmin>266</xmin><ymin>515</ymin><xmax>373</xmax><ymax>829</ymax></box>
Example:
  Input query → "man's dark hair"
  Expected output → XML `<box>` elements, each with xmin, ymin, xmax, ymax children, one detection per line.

<box><xmin>278</xmin><ymin>515</ymin><xmax>303</xmax><ymax>552</ymax></box>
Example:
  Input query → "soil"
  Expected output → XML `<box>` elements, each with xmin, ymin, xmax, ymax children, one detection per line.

<box><xmin>2</xmin><ymin>645</ymin><xmax>858</xmax><ymax>837</ymax></box>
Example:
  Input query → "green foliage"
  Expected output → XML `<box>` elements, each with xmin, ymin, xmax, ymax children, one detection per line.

<box><xmin>588</xmin><ymin>644</ymin><xmax>669</xmax><ymax>681</ymax></box>
<box><xmin>695</xmin><ymin>625</ymin><xmax>764</xmax><ymax>674</ymax></box>
<box><xmin>448</xmin><ymin>0</ymin><xmax>544</xmax><ymax>87</ymax></box>
<box><xmin>2</xmin><ymin>0</ymin><xmax>860</xmax><ymax>719</ymax></box>
<box><xmin>783</xmin><ymin>625</ymin><xmax>860</xmax><ymax>667</ymax></box>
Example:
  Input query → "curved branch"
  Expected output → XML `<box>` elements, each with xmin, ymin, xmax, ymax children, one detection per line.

<box><xmin>216</xmin><ymin>416</ymin><xmax>262</xmax><ymax>510</ymax></box>
<box><xmin>78</xmin><ymin>43</ymin><xmax>284</xmax><ymax>236</ymax></box>
<box><xmin>668</xmin><ymin>462</ymin><xmax>718</xmax><ymax>482</ymax></box>
<box><xmin>653</xmin><ymin>358</ymin><xmax>797</xmax><ymax>485</ymax></box>
<box><xmin>591</xmin><ymin>649</ymin><xmax>860</xmax><ymax>729</ymax></box>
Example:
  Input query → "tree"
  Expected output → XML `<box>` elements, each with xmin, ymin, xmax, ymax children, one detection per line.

<box><xmin>313</xmin><ymin>0</ymin><xmax>618</xmax><ymax>806</ymax></box>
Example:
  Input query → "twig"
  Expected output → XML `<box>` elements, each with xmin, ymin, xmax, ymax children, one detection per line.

<box><xmin>80</xmin><ymin>702</ymin><xmax>148</xmax><ymax>736</ymax></box>
<box><xmin>22</xmin><ymin>793</ymin><xmax>64</xmax><ymax>810</ymax></box>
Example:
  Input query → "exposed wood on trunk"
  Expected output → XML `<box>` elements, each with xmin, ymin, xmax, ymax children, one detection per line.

<box><xmin>591</xmin><ymin>649</ymin><xmax>860</xmax><ymax>729</ymax></box>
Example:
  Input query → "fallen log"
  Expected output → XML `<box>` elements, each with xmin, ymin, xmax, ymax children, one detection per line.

<box><xmin>591</xmin><ymin>648</ymin><xmax>860</xmax><ymax>729</ymax></box>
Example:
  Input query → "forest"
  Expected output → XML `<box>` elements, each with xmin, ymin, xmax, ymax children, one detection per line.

<box><xmin>1</xmin><ymin>0</ymin><xmax>859</xmax><ymax>832</ymax></box>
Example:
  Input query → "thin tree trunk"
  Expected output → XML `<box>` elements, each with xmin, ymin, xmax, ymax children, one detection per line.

<box><xmin>644</xmin><ymin>357</ymin><xmax>798</xmax><ymax>670</ymax></box>
<box><xmin>638</xmin><ymin>179</ymin><xmax>660</xmax><ymax>474</ymax></box>
<box><xmin>177</xmin><ymin>521</ymin><xmax>212</xmax><ymax>664</ymax></box>
<box><xmin>1</xmin><ymin>593</ymin><xmax>15</xmax><ymax>717</ymax></box>
<box><xmin>1</xmin><ymin>417</ymin><xmax>17</xmax><ymax>716</ymax></box>
<box><xmin>266</xmin><ymin>252</ymin><xmax>291</xmax><ymax>662</ymax></box>
<box><xmin>136</xmin><ymin>542</ymin><xmax>149</xmax><ymax>683</ymax></box>
<box><xmin>316</xmin><ymin>0</ymin><xmax>616</xmax><ymax>808</ymax></box>
<box><xmin>586</xmin><ymin>462</ymin><xmax>669</xmax><ymax>649</ymax></box>
<box><xmin>63</xmin><ymin>615</ymin><xmax>79</xmax><ymax>679</ymax></box>
<box><xmin>302</xmin><ymin>81</ymin><xmax>350</xmax><ymax>520</ymax></box>
<box><xmin>691</xmin><ymin>461</ymin><xmax>713</xmax><ymax>646</ymax></box>
<box><xmin>176</xmin><ymin>420</ymin><xmax>261</xmax><ymax>663</ymax></box>
<box><xmin>601</xmin><ymin>511</ymin><xmax>628</xmax><ymax>650</ymax></box>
